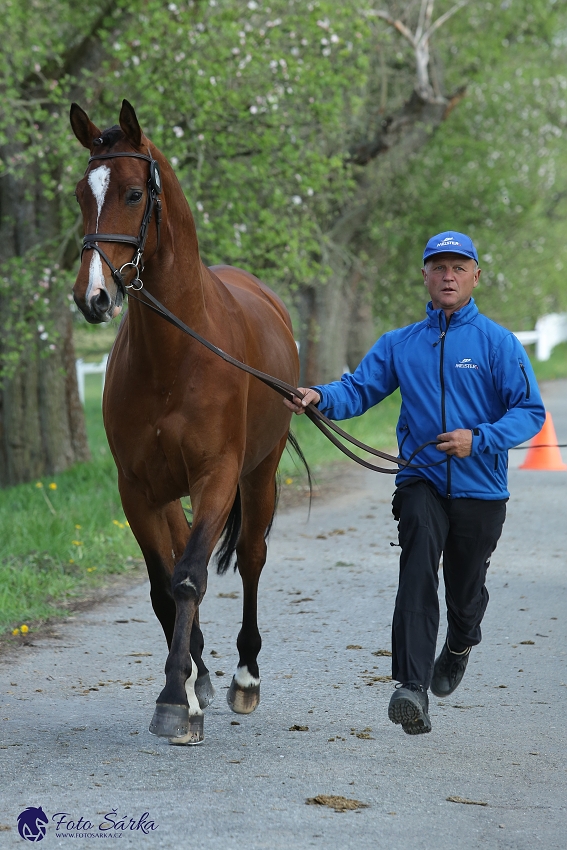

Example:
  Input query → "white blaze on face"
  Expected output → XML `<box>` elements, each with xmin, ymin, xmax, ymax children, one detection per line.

<box><xmin>87</xmin><ymin>252</ymin><xmax>105</xmax><ymax>301</ymax></box>
<box><xmin>87</xmin><ymin>165</ymin><xmax>111</xmax><ymax>231</ymax></box>
<box><xmin>86</xmin><ymin>164</ymin><xmax>111</xmax><ymax>303</ymax></box>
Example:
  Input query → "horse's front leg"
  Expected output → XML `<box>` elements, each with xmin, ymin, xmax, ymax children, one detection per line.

<box><xmin>191</xmin><ymin>609</ymin><xmax>216</xmax><ymax>709</ymax></box>
<box><xmin>150</xmin><ymin>480</ymin><xmax>238</xmax><ymax>745</ymax></box>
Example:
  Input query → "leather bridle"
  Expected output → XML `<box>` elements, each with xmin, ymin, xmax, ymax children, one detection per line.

<box><xmin>81</xmin><ymin>150</ymin><xmax>162</xmax><ymax>295</ymax></box>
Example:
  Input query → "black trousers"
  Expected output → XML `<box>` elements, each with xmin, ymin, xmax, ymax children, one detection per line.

<box><xmin>391</xmin><ymin>478</ymin><xmax>507</xmax><ymax>689</ymax></box>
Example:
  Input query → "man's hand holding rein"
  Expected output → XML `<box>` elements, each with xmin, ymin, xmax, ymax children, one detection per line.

<box><xmin>435</xmin><ymin>428</ymin><xmax>473</xmax><ymax>458</ymax></box>
<box><xmin>283</xmin><ymin>387</ymin><xmax>321</xmax><ymax>414</ymax></box>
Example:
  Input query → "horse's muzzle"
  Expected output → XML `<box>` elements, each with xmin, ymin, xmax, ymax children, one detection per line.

<box><xmin>74</xmin><ymin>287</ymin><xmax>123</xmax><ymax>324</ymax></box>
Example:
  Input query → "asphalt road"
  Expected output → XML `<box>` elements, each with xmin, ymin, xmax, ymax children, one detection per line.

<box><xmin>1</xmin><ymin>381</ymin><xmax>566</xmax><ymax>850</ymax></box>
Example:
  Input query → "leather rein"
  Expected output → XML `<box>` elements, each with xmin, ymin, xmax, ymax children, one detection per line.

<box><xmin>82</xmin><ymin>149</ymin><xmax>446</xmax><ymax>475</ymax></box>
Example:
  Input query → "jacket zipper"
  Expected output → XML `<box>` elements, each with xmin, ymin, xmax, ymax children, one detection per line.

<box><xmin>519</xmin><ymin>362</ymin><xmax>531</xmax><ymax>399</ymax></box>
<box><xmin>439</xmin><ymin>313</ymin><xmax>452</xmax><ymax>497</ymax></box>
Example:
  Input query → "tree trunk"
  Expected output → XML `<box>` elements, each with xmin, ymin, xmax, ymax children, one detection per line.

<box><xmin>0</xmin><ymin>155</ymin><xmax>90</xmax><ymax>488</ymax></box>
<box><xmin>298</xmin><ymin>266</ymin><xmax>376</xmax><ymax>386</ymax></box>
<box><xmin>0</xmin><ymin>305</ymin><xmax>90</xmax><ymax>488</ymax></box>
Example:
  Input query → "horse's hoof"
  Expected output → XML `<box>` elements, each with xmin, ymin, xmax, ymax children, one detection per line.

<box><xmin>195</xmin><ymin>672</ymin><xmax>216</xmax><ymax>709</ymax></box>
<box><xmin>226</xmin><ymin>676</ymin><xmax>260</xmax><ymax>714</ymax></box>
<box><xmin>149</xmin><ymin>702</ymin><xmax>189</xmax><ymax>738</ymax></box>
<box><xmin>168</xmin><ymin>713</ymin><xmax>204</xmax><ymax>746</ymax></box>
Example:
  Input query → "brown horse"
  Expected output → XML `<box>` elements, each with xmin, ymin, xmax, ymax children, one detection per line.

<box><xmin>70</xmin><ymin>100</ymin><xmax>301</xmax><ymax>744</ymax></box>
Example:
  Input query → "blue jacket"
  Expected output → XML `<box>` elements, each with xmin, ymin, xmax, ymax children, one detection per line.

<box><xmin>313</xmin><ymin>298</ymin><xmax>546</xmax><ymax>499</ymax></box>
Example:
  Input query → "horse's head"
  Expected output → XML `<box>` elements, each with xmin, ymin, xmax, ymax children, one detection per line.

<box><xmin>70</xmin><ymin>100</ymin><xmax>162</xmax><ymax>323</ymax></box>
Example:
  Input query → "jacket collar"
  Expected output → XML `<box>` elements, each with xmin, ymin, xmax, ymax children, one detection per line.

<box><xmin>426</xmin><ymin>297</ymin><xmax>479</xmax><ymax>329</ymax></box>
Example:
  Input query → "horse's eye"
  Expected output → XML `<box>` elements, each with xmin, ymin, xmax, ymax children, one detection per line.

<box><xmin>127</xmin><ymin>190</ymin><xmax>144</xmax><ymax>204</ymax></box>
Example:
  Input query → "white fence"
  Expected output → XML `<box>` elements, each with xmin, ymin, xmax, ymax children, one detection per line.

<box><xmin>514</xmin><ymin>313</ymin><xmax>567</xmax><ymax>361</ymax></box>
<box><xmin>76</xmin><ymin>354</ymin><xmax>108</xmax><ymax>405</ymax></box>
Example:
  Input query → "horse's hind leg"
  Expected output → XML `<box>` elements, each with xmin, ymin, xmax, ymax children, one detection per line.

<box><xmin>227</xmin><ymin>440</ymin><xmax>285</xmax><ymax>714</ymax></box>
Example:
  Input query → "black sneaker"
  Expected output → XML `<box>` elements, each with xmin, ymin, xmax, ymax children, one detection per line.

<box><xmin>388</xmin><ymin>683</ymin><xmax>432</xmax><ymax>735</ymax></box>
<box><xmin>430</xmin><ymin>641</ymin><xmax>471</xmax><ymax>698</ymax></box>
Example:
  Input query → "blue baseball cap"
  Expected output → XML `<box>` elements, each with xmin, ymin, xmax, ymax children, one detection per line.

<box><xmin>423</xmin><ymin>231</ymin><xmax>478</xmax><ymax>264</ymax></box>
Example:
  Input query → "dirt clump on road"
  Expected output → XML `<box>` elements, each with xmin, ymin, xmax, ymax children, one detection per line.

<box><xmin>306</xmin><ymin>794</ymin><xmax>368</xmax><ymax>813</ymax></box>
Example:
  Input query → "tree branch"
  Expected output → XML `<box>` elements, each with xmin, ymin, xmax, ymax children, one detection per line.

<box><xmin>373</xmin><ymin>10</ymin><xmax>416</xmax><ymax>47</ymax></box>
<box><xmin>426</xmin><ymin>0</ymin><xmax>469</xmax><ymax>39</ymax></box>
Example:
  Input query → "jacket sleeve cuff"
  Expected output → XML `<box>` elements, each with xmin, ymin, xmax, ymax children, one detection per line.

<box><xmin>310</xmin><ymin>385</ymin><xmax>325</xmax><ymax>410</ymax></box>
<box><xmin>470</xmin><ymin>427</ymin><xmax>481</xmax><ymax>456</ymax></box>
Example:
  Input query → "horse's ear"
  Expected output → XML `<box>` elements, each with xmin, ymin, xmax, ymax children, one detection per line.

<box><xmin>119</xmin><ymin>99</ymin><xmax>142</xmax><ymax>148</ymax></box>
<box><xmin>70</xmin><ymin>103</ymin><xmax>102</xmax><ymax>149</ymax></box>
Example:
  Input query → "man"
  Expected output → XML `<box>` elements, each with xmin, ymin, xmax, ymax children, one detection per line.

<box><xmin>285</xmin><ymin>231</ymin><xmax>545</xmax><ymax>735</ymax></box>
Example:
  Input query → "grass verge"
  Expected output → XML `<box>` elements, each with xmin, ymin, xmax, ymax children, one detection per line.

<box><xmin>0</xmin><ymin>375</ymin><xmax>141</xmax><ymax>634</ymax></box>
<box><xmin>529</xmin><ymin>341</ymin><xmax>567</xmax><ymax>383</ymax></box>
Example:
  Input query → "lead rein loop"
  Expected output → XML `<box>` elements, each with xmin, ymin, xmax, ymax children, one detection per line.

<box><xmin>127</xmin><ymin>285</ymin><xmax>447</xmax><ymax>474</ymax></box>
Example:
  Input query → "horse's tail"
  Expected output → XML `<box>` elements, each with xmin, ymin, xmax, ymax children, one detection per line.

<box><xmin>216</xmin><ymin>487</ymin><xmax>242</xmax><ymax>576</ymax></box>
<box><xmin>286</xmin><ymin>430</ymin><xmax>313</xmax><ymax>511</ymax></box>
<box><xmin>215</xmin><ymin>431</ymin><xmax>312</xmax><ymax>576</ymax></box>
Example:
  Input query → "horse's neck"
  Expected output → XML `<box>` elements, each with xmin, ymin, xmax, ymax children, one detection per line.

<box><xmin>124</xmin><ymin>170</ymin><xmax>214</xmax><ymax>364</ymax></box>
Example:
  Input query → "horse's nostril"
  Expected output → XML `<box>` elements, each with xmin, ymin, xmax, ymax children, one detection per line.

<box><xmin>90</xmin><ymin>288</ymin><xmax>111</xmax><ymax>317</ymax></box>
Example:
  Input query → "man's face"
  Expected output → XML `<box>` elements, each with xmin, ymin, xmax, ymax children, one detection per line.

<box><xmin>422</xmin><ymin>253</ymin><xmax>481</xmax><ymax>315</ymax></box>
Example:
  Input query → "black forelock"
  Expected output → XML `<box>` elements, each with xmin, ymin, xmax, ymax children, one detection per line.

<box><xmin>93</xmin><ymin>125</ymin><xmax>125</xmax><ymax>148</ymax></box>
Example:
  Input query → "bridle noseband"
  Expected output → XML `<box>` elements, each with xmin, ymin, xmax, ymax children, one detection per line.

<box><xmin>81</xmin><ymin>151</ymin><xmax>162</xmax><ymax>295</ymax></box>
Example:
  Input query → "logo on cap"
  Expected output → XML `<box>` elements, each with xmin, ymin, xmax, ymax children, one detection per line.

<box><xmin>436</xmin><ymin>236</ymin><xmax>462</xmax><ymax>247</ymax></box>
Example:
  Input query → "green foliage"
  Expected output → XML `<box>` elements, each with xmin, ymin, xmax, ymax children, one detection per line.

<box><xmin>3</xmin><ymin>0</ymin><xmax>566</xmax><ymax>368</ymax></box>
<box><xmin>94</xmin><ymin>0</ymin><xmax>381</xmax><ymax>291</ymax></box>
<box><xmin>369</xmin><ymin>0</ymin><xmax>567</xmax><ymax>331</ymax></box>
<box><xmin>0</xmin><ymin>256</ymin><xmax>74</xmax><ymax>382</ymax></box>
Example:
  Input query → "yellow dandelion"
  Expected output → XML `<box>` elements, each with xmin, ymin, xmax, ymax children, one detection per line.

<box><xmin>35</xmin><ymin>481</ymin><xmax>43</xmax><ymax>489</ymax></box>
<box><xmin>48</xmin><ymin>482</ymin><xmax>57</xmax><ymax>490</ymax></box>
<box><xmin>285</xmin><ymin>477</ymin><xmax>293</xmax><ymax>485</ymax></box>
<box><xmin>75</xmin><ymin>524</ymin><xmax>82</xmax><ymax>529</ymax></box>
<box><xmin>20</xmin><ymin>624</ymin><xmax>29</xmax><ymax>634</ymax></box>
<box><xmin>12</xmin><ymin>627</ymin><xmax>20</xmax><ymax>636</ymax></box>
<box><xmin>71</xmin><ymin>540</ymin><xmax>83</xmax><ymax>546</ymax></box>
<box><xmin>69</xmin><ymin>559</ymin><xmax>75</xmax><ymax>564</ymax></box>
<box><xmin>87</xmin><ymin>567</ymin><xmax>97</xmax><ymax>573</ymax></box>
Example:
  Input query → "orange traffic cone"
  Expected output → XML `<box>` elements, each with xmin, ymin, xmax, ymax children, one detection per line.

<box><xmin>519</xmin><ymin>412</ymin><xmax>567</xmax><ymax>471</ymax></box>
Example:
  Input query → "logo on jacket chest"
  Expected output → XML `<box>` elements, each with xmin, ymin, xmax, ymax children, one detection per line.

<box><xmin>455</xmin><ymin>358</ymin><xmax>479</xmax><ymax>370</ymax></box>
